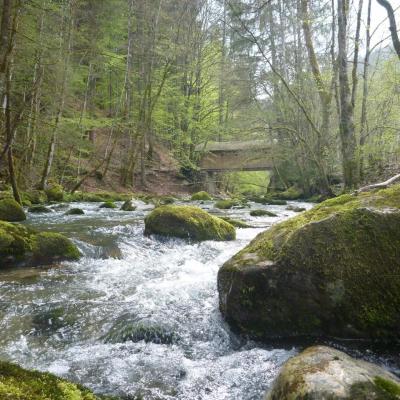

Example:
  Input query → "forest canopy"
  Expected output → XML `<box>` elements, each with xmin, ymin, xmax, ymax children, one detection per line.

<box><xmin>0</xmin><ymin>0</ymin><xmax>399</xmax><ymax>199</ymax></box>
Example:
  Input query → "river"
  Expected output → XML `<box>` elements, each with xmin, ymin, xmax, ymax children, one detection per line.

<box><xmin>0</xmin><ymin>199</ymin><xmax>397</xmax><ymax>399</ymax></box>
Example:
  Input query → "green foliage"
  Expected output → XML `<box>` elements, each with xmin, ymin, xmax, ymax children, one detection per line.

<box><xmin>224</xmin><ymin>172</ymin><xmax>270</xmax><ymax>195</ymax></box>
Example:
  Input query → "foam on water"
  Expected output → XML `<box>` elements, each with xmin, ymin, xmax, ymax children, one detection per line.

<box><xmin>0</xmin><ymin>200</ymin><xmax>312</xmax><ymax>399</ymax></box>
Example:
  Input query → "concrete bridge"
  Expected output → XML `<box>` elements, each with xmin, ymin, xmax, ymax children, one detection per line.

<box><xmin>195</xmin><ymin>140</ymin><xmax>273</xmax><ymax>192</ymax></box>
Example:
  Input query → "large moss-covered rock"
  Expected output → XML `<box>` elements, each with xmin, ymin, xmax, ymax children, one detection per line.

<box><xmin>0</xmin><ymin>198</ymin><xmax>26</xmax><ymax>222</ymax></box>
<box><xmin>0</xmin><ymin>361</ymin><xmax>96</xmax><ymax>400</ymax></box>
<box><xmin>45</xmin><ymin>184</ymin><xmax>64</xmax><ymax>202</ymax></box>
<box><xmin>28</xmin><ymin>205</ymin><xmax>52</xmax><ymax>213</ymax></box>
<box><xmin>0</xmin><ymin>221</ymin><xmax>80</xmax><ymax>267</ymax></box>
<box><xmin>218</xmin><ymin>185</ymin><xmax>400</xmax><ymax>341</ymax></box>
<box><xmin>214</xmin><ymin>199</ymin><xmax>240</xmax><ymax>209</ymax></box>
<box><xmin>265</xmin><ymin>346</ymin><xmax>400</xmax><ymax>400</ymax></box>
<box><xmin>23</xmin><ymin>190</ymin><xmax>47</xmax><ymax>205</ymax></box>
<box><xmin>144</xmin><ymin>205</ymin><xmax>236</xmax><ymax>241</ymax></box>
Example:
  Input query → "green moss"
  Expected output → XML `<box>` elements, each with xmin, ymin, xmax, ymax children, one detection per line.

<box><xmin>23</xmin><ymin>190</ymin><xmax>47</xmax><ymax>205</ymax></box>
<box><xmin>374</xmin><ymin>376</ymin><xmax>400</xmax><ymax>396</ymax></box>
<box><xmin>219</xmin><ymin>184</ymin><xmax>400</xmax><ymax>340</ymax></box>
<box><xmin>214</xmin><ymin>199</ymin><xmax>240</xmax><ymax>209</ymax></box>
<box><xmin>145</xmin><ymin>205</ymin><xmax>236</xmax><ymax>241</ymax></box>
<box><xmin>65</xmin><ymin>191</ymin><xmax>132</xmax><ymax>203</ymax></box>
<box><xmin>45</xmin><ymin>184</ymin><xmax>64</xmax><ymax>202</ymax></box>
<box><xmin>65</xmin><ymin>208</ymin><xmax>85</xmax><ymax>215</ymax></box>
<box><xmin>0</xmin><ymin>361</ymin><xmax>96</xmax><ymax>399</ymax></box>
<box><xmin>28</xmin><ymin>205</ymin><xmax>52</xmax><ymax>213</ymax></box>
<box><xmin>120</xmin><ymin>200</ymin><xmax>136</xmax><ymax>211</ymax></box>
<box><xmin>220</xmin><ymin>217</ymin><xmax>251</xmax><ymax>228</ymax></box>
<box><xmin>99</xmin><ymin>201</ymin><xmax>117</xmax><ymax>209</ymax></box>
<box><xmin>32</xmin><ymin>232</ymin><xmax>81</xmax><ymax>262</ymax></box>
<box><xmin>250</xmin><ymin>209</ymin><xmax>277</xmax><ymax>217</ymax></box>
<box><xmin>191</xmin><ymin>191</ymin><xmax>212</xmax><ymax>201</ymax></box>
<box><xmin>0</xmin><ymin>199</ymin><xmax>26</xmax><ymax>222</ymax></box>
<box><xmin>273</xmin><ymin>186</ymin><xmax>303</xmax><ymax>200</ymax></box>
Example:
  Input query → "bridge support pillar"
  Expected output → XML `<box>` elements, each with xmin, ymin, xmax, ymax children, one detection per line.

<box><xmin>204</xmin><ymin>171</ymin><xmax>217</xmax><ymax>194</ymax></box>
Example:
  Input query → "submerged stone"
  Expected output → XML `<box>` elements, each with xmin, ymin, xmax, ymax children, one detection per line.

<box><xmin>250</xmin><ymin>209</ymin><xmax>277</xmax><ymax>217</ymax></box>
<box><xmin>0</xmin><ymin>361</ymin><xmax>97</xmax><ymax>399</ymax></box>
<box><xmin>104</xmin><ymin>318</ymin><xmax>179</xmax><ymax>345</ymax></box>
<box><xmin>218</xmin><ymin>185</ymin><xmax>400</xmax><ymax>341</ymax></box>
<box><xmin>0</xmin><ymin>221</ymin><xmax>80</xmax><ymax>268</ymax></box>
<box><xmin>0</xmin><ymin>198</ymin><xmax>26</xmax><ymax>222</ymax></box>
<box><xmin>265</xmin><ymin>346</ymin><xmax>400</xmax><ymax>400</ymax></box>
<box><xmin>144</xmin><ymin>205</ymin><xmax>236</xmax><ymax>241</ymax></box>
<box><xmin>120</xmin><ymin>200</ymin><xmax>136</xmax><ymax>211</ymax></box>
<box><xmin>28</xmin><ymin>205</ymin><xmax>52</xmax><ymax>213</ymax></box>
<box><xmin>65</xmin><ymin>208</ymin><xmax>85</xmax><ymax>215</ymax></box>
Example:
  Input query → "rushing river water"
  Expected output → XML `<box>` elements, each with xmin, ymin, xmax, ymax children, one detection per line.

<box><xmin>0</xmin><ymin>199</ymin><xmax>398</xmax><ymax>399</ymax></box>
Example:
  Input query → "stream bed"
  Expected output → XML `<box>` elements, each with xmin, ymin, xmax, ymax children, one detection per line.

<box><xmin>0</xmin><ymin>199</ymin><xmax>398</xmax><ymax>399</ymax></box>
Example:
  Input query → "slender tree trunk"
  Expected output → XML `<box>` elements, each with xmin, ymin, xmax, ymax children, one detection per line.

<box><xmin>338</xmin><ymin>0</ymin><xmax>358</xmax><ymax>189</ymax></box>
<box><xmin>351</xmin><ymin>0</ymin><xmax>364</xmax><ymax>108</ymax></box>
<box><xmin>39</xmin><ymin>0</ymin><xmax>73</xmax><ymax>190</ymax></box>
<box><xmin>359</xmin><ymin>0</ymin><xmax>372</xmax><ymax>180</ymax></box>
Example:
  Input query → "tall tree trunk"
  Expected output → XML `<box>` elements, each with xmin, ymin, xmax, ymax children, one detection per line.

<box><xmin>338</xmin><ymin>0</ymin><xmax>358</xmax><ymax>189</ymax></box>
<box><xmin>359</xmin><ymin>0</ymin><xmax>372</xmax><ymax>180</ymax></box>
<box><xmin>39</xmin><ymin>0</ymin><xmax>73</xmax><ymax>190</ymax></box>
<box><xmin>351</xmin><ymin>0</ymin><xmax>364</xmax><ymax>108</ymax></box>
<box><xmin>300</xmin><ymin>0</ymin><xmax>333</xmax><ymax>195</ymax></box>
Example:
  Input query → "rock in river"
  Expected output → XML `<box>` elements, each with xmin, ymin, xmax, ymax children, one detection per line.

<box><xmin>218</xmin><ymin>185</ymin><xmax>400</xmax><ymax>341</ymax></box>
<box><xmin>0</xmin><ymin>198</ymin><xmax>26</xmax><ymax>222</ymax></box>
<box><xmin>0</xmin><ymin>360</ymin><xmax>97</xmax><ymax>399</ymax></box>
<box><xmin>0</xmin><ymin>221</ymin><xmax>81</xmax><ymax>267</ymax></box>
<box><xmin>144</xmin><ymin>205</ymin><xmax>236</xmax><ymax>241</ymax></box>
<box><xmin>265</xmin><ymin>346</ymin><xmax>400</xmax><ymax>400</ymax></box>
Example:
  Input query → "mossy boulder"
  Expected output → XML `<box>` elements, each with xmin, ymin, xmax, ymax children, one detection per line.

<box><xmin>265</xmin><ymin>346</ymin><xmax>400</xmax><ymax>400</ymax></box>
<box><xmin>0</xmin><ymin>198</ymin><xmax>26</xmax><ymax>222</ymax></box>
<box><xmin>0</xmin><ymin>221</ymin><xmax>80</xmax><ymax>267</ymax></box>
<box><xmin>120</xmin><ymin>200</ymin><xmax>136</xmax><ymax>211</ymax></box>
<box><xmin>218</xmin><ymin>185</ymin><xmax>400</xmax><ymax>341</ymax></box>
<box><xmin>144</xmin><ymin>205</ymin><xmax>236</xmax><ymax>241</ymax></box>
<box><xmin>0</xmin><ymin>360</ymin><xmax>96</xmax><ymax>400</ymax></box>
<box><xmin>191</xmin><ymin>191</ymin><xmax>212</xmax><ymax>201</ymax></box>
<box><xmin>272</xmin><ymin>186</ymin><xmax>303</xmax><ymax>200</ymax></box>
<box><xmin>24</xmin><ymin>190</ymin><xmax>47</xmax><ymax>205</ymax></box>
<box><xmin>214</xmin><ymin>199</ymin><xmax>240</xmax><ymax>209</ymax></box>
<box><xmin>220</xmin><ymin>217</ymin><xmax>252</xmax><ymax>228</ymax></box>
<box><xmin>250</xmin><ymin>209</ymin><xmax>277</xmax><ymax>217</ymax></box>
<box><xmin>65</xmin><ymin>208</ymin><xmax>85</xmax><ymax>215</ymax></box>
<box><xmin>286</xmin><ymin>205</ymin><xmax>306</xmax><ymax>212</ymax></box>
<box><xmin>45</xmin><ymin>184</ymin><xmax>64</xmax><ymax>202</ymax></box>
<box><xmin>28</xmin><ymin>205</ymin><xmax>52</xmax><ymax>213</ymax></box>
<box><xmin>99</xmin><ymin>201</ymin><xmax>117</xmax><ymax>209</ymax></box>
<box><xmin>263</xmin><ymin>198</ymin><xmax>287</xmax><ymax>205</ymax></box>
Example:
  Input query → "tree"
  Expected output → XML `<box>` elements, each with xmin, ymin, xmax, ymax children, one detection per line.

<box><xmin>376</xmin><ymin>0</ymin><xmax>400</xmax><ymax>60</ymax></box>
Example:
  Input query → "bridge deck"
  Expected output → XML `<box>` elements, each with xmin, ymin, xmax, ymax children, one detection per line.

<box><xmin>195</xmin><ymin>140</ymin><xmax>272</xmax><ymax>172</ymax></box>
